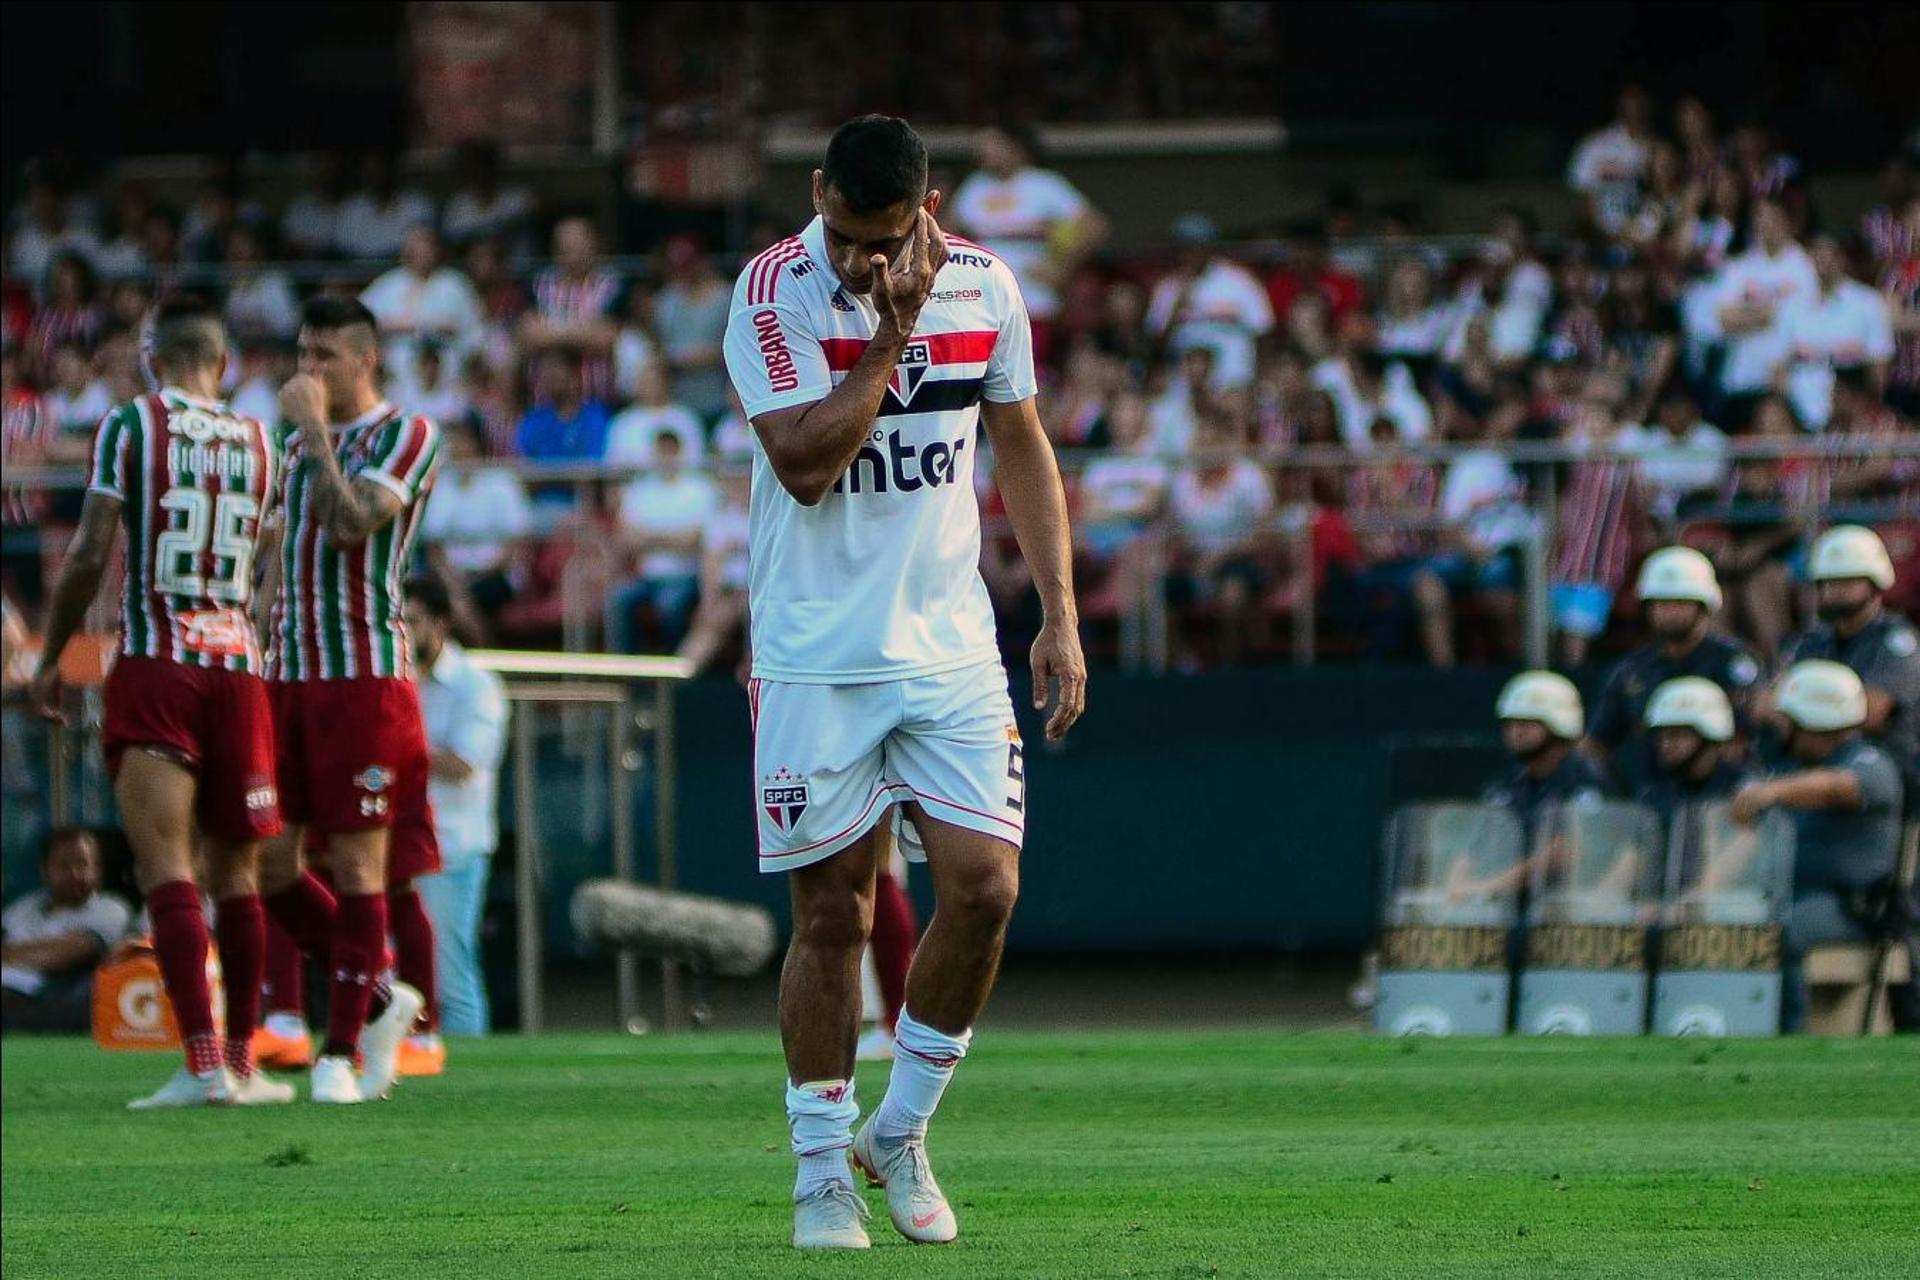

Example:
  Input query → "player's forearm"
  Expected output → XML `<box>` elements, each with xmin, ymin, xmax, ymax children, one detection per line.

<box><xmin>992</xmin><ymin>430</ymin><xmax>1078</xmax><ymax>624</ymax></box>
<box><xmin>304</xmin><ymin>451</ymin><xmax>388</xmax><ymax>545</ymax></box>
<box><xmin>760</xmin><ymin>326</ymin><xmax>911</xmax><ymax>505</ymax></box>
<box><xmin>1756</xmin><ymin>770</ymin><xmax>1862</xmax><ymax>812</ymax></box>
<box><xmin>35</xmin><ymin>533</ymin><xmax>112</xmax><ymax>679</ymax></box>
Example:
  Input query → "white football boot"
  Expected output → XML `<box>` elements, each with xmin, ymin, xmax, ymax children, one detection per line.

<box><xmin>356</xmin><ymin>982</ymin><xmax>424</xmax><ymax>1101</ymax></box>
<box><xmin>850</xmin><ymin>1119</ymin><xmax>958</xmax><ymax>1244</ymax></box>
<box><xmin>791</xmin><ymin>1181</ymin><xmax>872</xmax><ymax>1250</ymax></box>
<box><xmin>309</xmin><ymin>1055</ymin><xmax>364</xmax><ymax>1104</ymax></box>
<box><xmin>229</xmin><ymin>1070</ymin><xmax>297</xmax><ymax>1105</ymax></box>
<box><xmin>127</xmin><ymin>1067</ymin><xmax>234</xmax><ymax>1111</ymax></box>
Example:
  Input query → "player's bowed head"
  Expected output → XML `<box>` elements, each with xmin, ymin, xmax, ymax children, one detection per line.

<box><xmin>811</xmin><ymin>114</ymin><xmax>949</xmax><ymax>329</ymax></box>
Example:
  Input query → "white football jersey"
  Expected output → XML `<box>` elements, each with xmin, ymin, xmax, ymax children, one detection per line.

<box><xmin>723</xmin><ymin>217</ymin><xmax>1036</xmax><ymax>684</ymax></box>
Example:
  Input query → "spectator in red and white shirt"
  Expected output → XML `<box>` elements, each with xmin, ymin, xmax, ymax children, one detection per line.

<box><xmin>1777</xmin><ymin>232</ymin><xmax>1895</xmax><ymax>431</ymax></box>
<box><xmin>519</xmin><ymin>217</ymin><xmax>622</xmax><ymax>405</ymax></box>
<box><xmin>950</xmin><ymin>122</ymin><xmax>1107</xmax><ymax>366</ymax></box>
<box><xmin>1552</xmin><ymin>393</ymin><xmax>1651</xmax><ymax>666</ymax></box>
<box><xmin>23</xmin><ymin>253</ymin><xmax>99</xmax><ymax>387</ymax></box>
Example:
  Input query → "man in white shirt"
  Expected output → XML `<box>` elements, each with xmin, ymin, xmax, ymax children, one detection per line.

<box><xmin>402</xmin><ymin>578</ymin><xmax>509</xmax><ymax>1045</ymax></box>
<box><xmin>2</xmin><ymin>829</ymin><xmax>132</xmax><ymax>1031</ymax></box>
<box><xmin>1567</xmin><ymin>84</ymin><xmax>1655</xmax><ymax>238</ymax></box>
<box><xmin>1616</xmin><ymin>385</ymin><xmax>1730</xmax><ymax>518</ymax></box>
<box><xmin>606</xmin><ymin>363</ymin><xmax>708</xmax><ymax>469</ymax></box>
<box><xmin>607</xmin><ymin>428</ymin><xmax>720</xmax><ymax>652</ymax></box>
<box><xmin>1147</xmin><ymin>214</ymin><xmax>1275</xmax><ymax>391</ymax></box>
<box><xmin>1709</xmin><ymin>196</ymin><xmax>1818</xmax><ymax>424</ymax></box>
<box><xmin>333</xmin><ymin>154</ymin><xmax>436</xmax><ymax>260</ymax></box>
<box><xmin>949</xmin><ymin>123</ymin><xmax>1106</xmax><ymax>365</ymax></box>
<box><xmin>361</xmin><ymin>226</ymin><xmax>485</xmax><ymax>404</ymax></box>
<box><xmin>1777</xmin><ymin>232</ymin><xmax>1896</xmax><ymax>430</ymax></box>
<box><xmin>721</xmin><ymin>115</ymin><xmax>1083</xmax><ymax>1250</ymax></box>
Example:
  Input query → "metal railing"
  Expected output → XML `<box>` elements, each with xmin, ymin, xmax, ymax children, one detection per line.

<box><xmin>467</xmin><ymin>648</ymin><xmax>692</xmax><ymax>1035</ymax></box>
<box><xmin>8</xmin><ymin>436</ymin><xmax>1916</xmax><ymax>674</ymax></box>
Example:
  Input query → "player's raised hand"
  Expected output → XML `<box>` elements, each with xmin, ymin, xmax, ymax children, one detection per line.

<box><xmin>1030</xmin><ymin>618</ymin><xmax>1087</xmax><ymax>743</ymax></box>
<box><xmin>28</xmin><ymin>662</ymin><xmax>64</xmax><ymax>723</ymax></box>
<box><xmin>870</xmin><ymin>208</ymin><xmax>947</xmax><ymax>337</ymax></box>
<box><xmin>278</xmin><ymin>374</ymin><xmax>330</xmax><ymax>433</ymax></box>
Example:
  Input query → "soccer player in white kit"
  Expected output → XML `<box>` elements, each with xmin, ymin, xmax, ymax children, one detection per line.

<box><xmin>722</xmin><ymin>116</ymin><xmax>1086</xmax><ymax>1250</ymax></box>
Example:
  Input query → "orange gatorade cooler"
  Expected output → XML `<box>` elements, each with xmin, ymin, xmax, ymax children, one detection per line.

<box><xmin>91</xmin><ymin>940</ymin><xmax>224</xmax><ymax>1052</ymax></box>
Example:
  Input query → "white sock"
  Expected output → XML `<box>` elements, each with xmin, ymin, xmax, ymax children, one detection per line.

<box><xmin>787</xmin><ymin>1078</ymin><xmax>858</xmax><ymax>1199</ymax></box>
<box><xmin>873</xmin><ymin>1009</ymin><xmax>971</xmax><ymax>1139</ymax></box>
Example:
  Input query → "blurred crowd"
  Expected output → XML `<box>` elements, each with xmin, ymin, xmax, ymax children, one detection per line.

<box><xmin>2</xmin><ymin>88</ymin><xmax>1917</xmax><ymax>676</ymax></box>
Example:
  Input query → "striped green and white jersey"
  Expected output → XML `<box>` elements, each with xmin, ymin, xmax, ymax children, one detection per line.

<box><xmin>87</xmin><ymin>389</ymin><xmax>280</xmax><ymax>672</ymax></box>
<box><xmin>268</xmin><ymin>402</ymin><xmax>440</xmax><ymax>681</ymax></box>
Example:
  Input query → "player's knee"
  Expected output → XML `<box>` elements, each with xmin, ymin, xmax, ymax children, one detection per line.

<box><xmin>947</xmin><ymin>859</ymin><xmax>1020</xmax><ymax>927</ymax></box>
<box><xmin>791</xmin><ymin>896</ymin><xmax>872</xmax><ymax>954</ymax></box>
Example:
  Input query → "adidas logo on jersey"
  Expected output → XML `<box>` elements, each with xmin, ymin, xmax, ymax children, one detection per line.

<box><xmin>832</xmin><ymin>429</ymin><xmax>969</xmax><ymax>497</ymax></box>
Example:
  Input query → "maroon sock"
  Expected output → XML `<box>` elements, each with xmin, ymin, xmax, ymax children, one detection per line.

<box><xmin>323</xmin><ymin>892</ymin><xmax>388</xmax><ymax>1059</ymax></box>
<box><xmin>262</xmin><ymin>914</ymin><xmax>305</xmax><ymax>1018</ymax></box>
<box><xmin>147</xmin><ymin>880</ymin><xmax>221</xmax><ymax>1074</ymax></box>
<box><xmin>870</xmin><ymin>872</ymin><xmax>919</xmax><ymax>1029</ymax></box>
<box><xmin>265</xmin><ymin>869</ymin><xmax>337</xmax><ymax>964</ymax></box>
<box><xmin>216</xmin><ymin>895</ymin><xmax>266</xmax><ymax>1078</ymax></box>
<box><xmin>388</xmin><ymin>887</ymin><xmax>438</xmax><ymax>1033</ymax></box>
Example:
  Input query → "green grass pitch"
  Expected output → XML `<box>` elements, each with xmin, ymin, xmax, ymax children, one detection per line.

<box><xmin>4</xmin><ymin>1031</ymin><xmax>1918</xmax><ymax>1278</ymax></box>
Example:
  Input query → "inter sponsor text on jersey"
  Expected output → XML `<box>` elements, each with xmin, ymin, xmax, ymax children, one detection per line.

<box><xmin>270</xmin><ymin>402</ymin><xmax>439</xmax><ymax>681</ymax></box>
<box><xmin>86</xmin><ymin>388</ymin><xmax>279</xmax><ymax>671</ymax></box>
<box><xmin>721</xmin><ymin>218</ymin><xmax>1037</xmax><ymax>684</ymax></box>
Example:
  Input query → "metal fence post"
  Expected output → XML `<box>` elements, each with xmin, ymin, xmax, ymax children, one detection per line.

<box><xmin>653</xmin><ymin>679</ymin><xmax>685</xmax><ymax>1029</ymax></box>
<box><xmin>609</xmin><ymin>693</ymin><xmax>640</xmax><ymax>1031</ymax></box>
<box><xmin>512</xmin><ymin>707</ymin><xmax>543</xmax><ymax>1035</ymax></box>
<box><xmin>1523</xmin><ymin>466</ymin><xmax>1555</xmax><ymax>668</ymax></box>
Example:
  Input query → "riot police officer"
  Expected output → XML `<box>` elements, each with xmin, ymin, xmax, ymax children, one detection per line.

<box><xmin>1586</xmin><ymin>547</ymin><xmax>1765</xmax><ymax>792</ymax></box>
<box><xmin>1638</xmin><ymin>677</ymin><xmax>1751</xmax><ymax>814</ymax></box>
<box><xmin>1483</xmin><ymin>671</ymin><xmax>1613</xmax><ymax>840</ymax></box>
<box><xmin>1731</xmin><ymin>661</ymin><xmax>1907</xmax><ymax>1031</ymax></box>
<box><xmin>1780</xmin><ymin>526</ymin><xmax>1920</xmax><ymax>796</ymax></box>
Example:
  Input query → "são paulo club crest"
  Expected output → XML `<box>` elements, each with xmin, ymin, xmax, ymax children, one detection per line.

<box><xmin>762</xmin><ymin>767</ymin><xmax>810</xmax><ymax>831</ymax></box>
<box><xmin>886</xmin><ymin>341</ymin><xmax>932</xmax><ymax>408</ymax></box>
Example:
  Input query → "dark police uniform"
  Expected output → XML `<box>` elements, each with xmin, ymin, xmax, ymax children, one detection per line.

<box><xmin>1482</xmin><ymin>751</ymin><xmax>1612</xmax><ymax>844</ymax></box>
<box><xmin>1779</xmin><ymin>737</ymin><xmax>1907</xmax><ymax>1030</ymax></box>
<box><xmin>1783</xmin><ymin>612</ymin><xmax>1920</xmax><ymax>792</ymax></box>
<box><xmin>1635</xmin><ymin>760</ymin><xmax>1752</xmax><ymax>818</ymax></box>
<box><xmin>1589</xmin><ymin>633</ymin><xmax>1765</xmax><ymax>791</ymax></box>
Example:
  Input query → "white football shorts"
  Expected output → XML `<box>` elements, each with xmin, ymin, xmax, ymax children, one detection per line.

<box><xmin>749</xmin><ymin>660</ymin><xmax>1026</xmax><ymax>873</ymax></box>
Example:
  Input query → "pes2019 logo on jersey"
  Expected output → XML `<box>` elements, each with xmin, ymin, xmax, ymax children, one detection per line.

<box><xmin>752</xmin><ymin>308</ymin><xmax>800</xmax><ymax>393</ymax></box>
<box><xmin>761</xmin><ymin>767</ymin><xmax>810</xmax><ymax>832</ymax></box>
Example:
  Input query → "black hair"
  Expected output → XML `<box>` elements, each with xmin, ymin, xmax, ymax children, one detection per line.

<box><xmin>300</xmin><ymin>295</ymin><xmax>380</xmax><ymax>346</ymax></box>
<box><xmin>41</xmin><ymin>826</ymin><xmax>95</xmax><ymax>864</ymax></box>
<box><xmin>403</xmin><ymin>573</ymin><xmax>453</xmax><ymax>621</ymax></box>
<box><xmin>150</xmin><ymin>293</ymin><xmax>226</xmax><ymax>372</ymax></box>
<box><xmin>822</xmin><ymin>115</ymin><xmax>928</xmax><ymax>214</ymax></box>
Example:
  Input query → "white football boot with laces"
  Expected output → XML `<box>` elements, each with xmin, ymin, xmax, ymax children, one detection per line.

<box><xmin>357</xmin><ymin>981</ymin><xmax>424</xmax><ymax>1101</ymax></box>
<box><xmin>127</xmin><ymin>1067</ymin><xmax>233</xmax><ymax>1111</ymax></box>
<box><xmin>791</xmin><ymin>1181</ymin><xmax>872</xmax><ymax>1249</ymax></box>
<box><xmin>850</xmin><ymin>1119</ymin><xmax>959</xmax><ymax>1244</ymax></box>
<box><xmin>309</xmin><ymin>1055</ymin><xmax>364</xmax><ymax>1104</ymax></box>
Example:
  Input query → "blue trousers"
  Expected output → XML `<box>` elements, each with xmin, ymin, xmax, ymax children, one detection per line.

<box><xmin>416</xmin><ymin>855</ymin><xmax>493</xmax><ymax>1037</ymax></box>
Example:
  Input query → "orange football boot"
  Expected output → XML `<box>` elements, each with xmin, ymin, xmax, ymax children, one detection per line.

<box><xmin>251</xmin><ymin>1022</ymin><xmax>313</xmax><ymax>1071</ymax></box>
<box><xmin>396</xmin><ymin>1035</ymin><xmax>446</xmax><ymax>1077</ymax></box>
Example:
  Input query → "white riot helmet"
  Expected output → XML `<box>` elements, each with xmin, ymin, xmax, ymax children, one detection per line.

<box><xmin>1808</xmin><ymin>525</ymin><xmax>1896</xmax><ymax>591</ymax></box>
<box><xmin>1776</xmin><ymin>660</ymin><xmax>1867</xmax><ymax>733</ymax></box>
<box><xmin>1496</xmin><ymin>671</ymin><xmax>1584</xmax><ymax>740</ymax></box>
<box><xmin>1644</xmin><ymin>677</ymin><xmax>1735</xmax><ymax>743</ymax></box>
<box><xmin>1637</xmin><ymin>546</ymin><xmax>1722</xmax><ymax>612</ymax></box>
